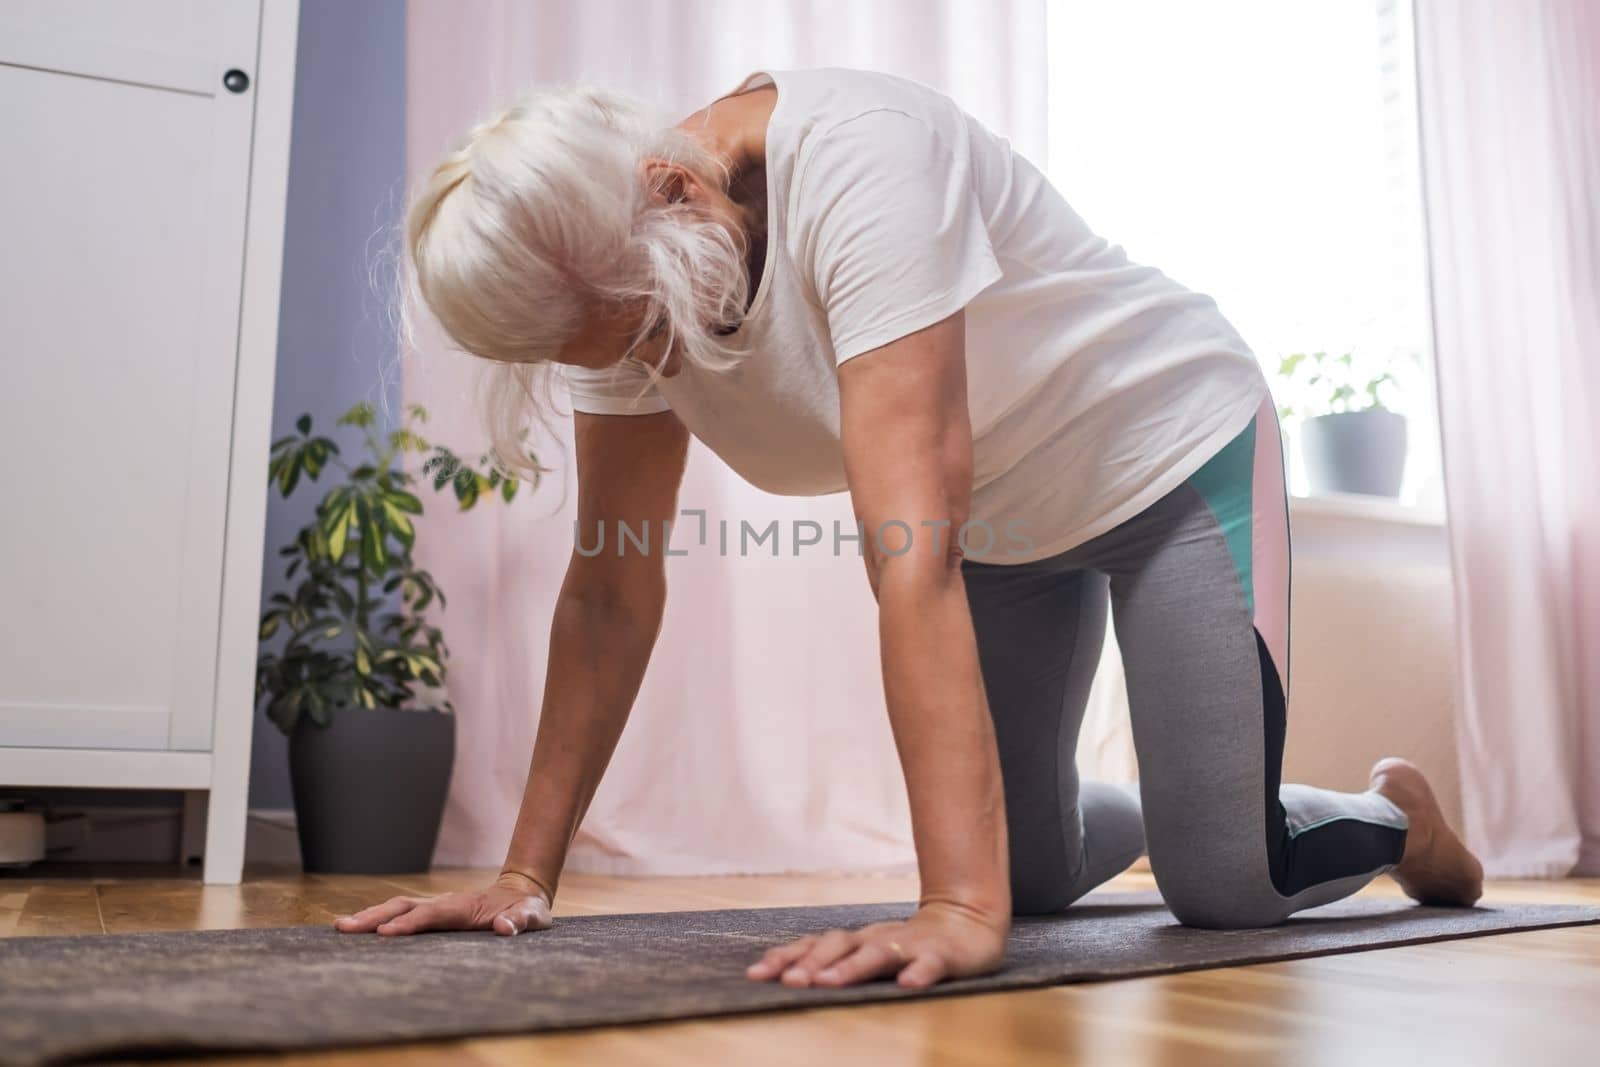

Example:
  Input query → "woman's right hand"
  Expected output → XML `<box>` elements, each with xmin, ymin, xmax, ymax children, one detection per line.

<box><xmin>333</xmin><ymin>871</ymin><xmax>554</xmax><ymax>937</ymax></box>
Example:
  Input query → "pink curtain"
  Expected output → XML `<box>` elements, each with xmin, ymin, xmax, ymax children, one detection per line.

<box><xmin>1415</xmin><ymin>0</ymin><xmax>1600</xmax><ymax>876</ymax></box>
<box><xmin>404</xmin><ymin>0</ymin><xmax>1047</xmax><ymax>872</ymax></box>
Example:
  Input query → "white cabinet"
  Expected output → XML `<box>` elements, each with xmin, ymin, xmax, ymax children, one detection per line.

<box><xmin>0</xmin><ymin>0</ymin><xmax>300</xmax><ymax>883</ymax></box>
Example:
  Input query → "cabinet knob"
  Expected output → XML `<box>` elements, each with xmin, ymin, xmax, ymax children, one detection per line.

<box><xmin>223</xmin><ymin>68</ymin><xmax>251</xmax><ymax>94</ymax></box>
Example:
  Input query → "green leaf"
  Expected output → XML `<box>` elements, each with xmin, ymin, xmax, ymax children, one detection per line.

<box><xmin>318</xmin><ymin>487</ymin><xmax>348</xmax><ymax>527</ymax></box>
<box><xmin>355</xmin><ymin>644</ymin><xmax>371</xmax><ymax>676</ymax></box>
<box><xmin>338</xmin><ymin>402</ymin><xmax>375</xmax><ymax>429</ymax></box>
<box><xmin>259</xmin><ymin>615</ymin><xmax>280</xmax><ymax>640</ymax></box>
<box><xmin>388</xmin><ymin>429</ymin><xmax>432</xmax><ymax>454</ymax></box>
<box><xmin>326</xmin><ymin>501</ymin><xmax>353</xmax><ymax>561</ymax></box>
<box><xmin>267</xmin><ymin>686</ymin><xmax>305</xmax><ymax>736</ymax></box>
<box><xmin>277</xmin><ymin>452</ymin><xmax>303</xmax><ymax>496</ymax></box>
<box><xmin>382</xmin><ymin>501</ymin><xmax>416</xmax><ymax>548</ymax></box>
<box><xmin>304</xmin><ymin>440</ymin><xmax>328</xmax><ymax>478</ymax></box>
<box><xmin>501</xmin><ymin>478</ymin><xmax>517</xmax><ymax>503</ymax></box>
<box><xmin>387</xmin><ymin>489</ymin><xmax>423</xmax><ymax>514</ymax></box>
<box><xmin>426</xmin><ymin>452</ymin><xmax>459</xmax><ymax>491</ymax></box>
<box><xmin>296</xmin><ymin>414</ymin><xmax>312</xmax><ymax>435</ymax></box>
<box><xmin>454</xmin><ymin>468</ymin><xmax>481</xmax><ymax>510</ymax></box>
<box><xmin>359</xmin><ymin>501</ymin><xmax>387</xmax><ymax>571</ymax></box>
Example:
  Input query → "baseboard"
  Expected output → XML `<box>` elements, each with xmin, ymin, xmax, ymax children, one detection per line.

<box><xmin>45</xmin><ymin>805</ymin><xmax>182</xmax><ymax>863</ymax></box>
<box><xmin>0</xmin><ymin>801</ymin><xmax>301</xmax><ymax>869</ymax></box>
<box><xmin>244</xmin><ymin>808</ymin><xmax>301</xmax><ymax>867</ymax></box>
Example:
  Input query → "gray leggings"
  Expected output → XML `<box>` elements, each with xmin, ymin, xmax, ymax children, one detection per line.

<box><xmin>962</xmin><ymin>393</ymin><xmax>1409</xmax><ymax>928</ymax></box>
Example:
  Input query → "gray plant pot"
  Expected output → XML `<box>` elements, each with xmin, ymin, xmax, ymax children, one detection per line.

<box><xmin>288</xmin><ymin>705</ymin><xmax>455</xmax><ymax>874</ymax></box>
<box><xmin>1300</xmin><ymin>410</ymin><xmax>1408</xmax><ymax>498</ymax></box>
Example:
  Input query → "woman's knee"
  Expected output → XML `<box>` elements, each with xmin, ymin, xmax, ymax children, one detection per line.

<box><xmin>1165</xmin><ymin>896</ymin><xmax>1287</xmax><ymax>930</ymax></box>
<box><xmin>1153</xmin><ymin>861</ymin><xmax>1290</xmax><ymax>929</ymax></box>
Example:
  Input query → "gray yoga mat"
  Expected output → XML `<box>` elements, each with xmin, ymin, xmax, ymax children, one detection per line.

<box><xmin>1</xmin><ymin>891</ymin><xmax>1596</xmax><ymax>1066</ymax></box>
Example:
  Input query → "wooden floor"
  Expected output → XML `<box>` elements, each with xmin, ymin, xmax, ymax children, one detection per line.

<box><xmin>3</xmin><ymin>865</ymin><xmax>1598</xmax><ymax>1066</ymax></box>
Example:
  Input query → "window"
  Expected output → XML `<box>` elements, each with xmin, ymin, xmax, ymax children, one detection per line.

<box><xmin>1045</xmin><ymin>0</ymin><xmax>1441</xmax><ymax>507</ymax></box>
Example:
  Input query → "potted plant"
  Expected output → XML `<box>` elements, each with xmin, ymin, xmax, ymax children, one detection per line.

<box><xmin>256</xmin><ymin>402</ymin><xmax>535</xmax><ymax>873</ymax></box>
<box><xmin>1276</xmin><ymin>350</ymin><xmax>1412</xmax><ymax>498</ymax></box>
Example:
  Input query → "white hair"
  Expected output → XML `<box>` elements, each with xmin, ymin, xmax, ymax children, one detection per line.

<box><xmin>403</xmin><ymin>86</ymin><xmax>750</xmax><ymax>479</ymax></box>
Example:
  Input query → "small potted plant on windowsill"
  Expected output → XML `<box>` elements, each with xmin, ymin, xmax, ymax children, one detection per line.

<box><xmin>1276</xmin><ymin>350</ymin><xmax>1413</xmax><ymax>499</ymax></box>
<box><xmin>256</xmin><ymin>402</ymin><xmax>534</xmax><ymax>874</ymax></box>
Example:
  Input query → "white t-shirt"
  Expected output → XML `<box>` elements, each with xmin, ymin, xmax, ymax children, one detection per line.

<box><xmin>564</xmin><ymin>67</ymin><xmax>1269</xmax><ymax>563</ymax></box>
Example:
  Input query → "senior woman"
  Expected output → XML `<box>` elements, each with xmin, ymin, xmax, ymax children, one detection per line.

<box><xmin>336</xmin><ymin>67</ymin><xmax>1482</xmax><ymax>989</ymax></box>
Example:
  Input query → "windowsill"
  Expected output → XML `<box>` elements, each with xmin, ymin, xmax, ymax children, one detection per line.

<box><xmin>1289</xmin><ymin>491</ymin><xmax>1446</xmax><ymax>529</ymax></box>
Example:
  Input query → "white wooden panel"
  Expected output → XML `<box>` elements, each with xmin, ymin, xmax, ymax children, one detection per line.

<box><xmin>0</xmin><ymin>0</ymin><xmax>227</xmax><ymax>95</ymax></box>
<box><xmin>0</xmin><ymin>65</ymin><xmax>211</xmax><ymax>751</ymax></box>
<box><xmin>206</xmin><ymin>0</ymin><xmax>301</xmax><ymax>883</ymax></box>
<box><xmin>0</xmin><ymin>0</ymin><xmax>261</xmax><ymax>754</ymax></box>
<box><xmin>168</xmin><ymin>0</ymin><xmax>264</xmax><ymax>751</ymax></box>
<box><xmin>0</xmin><ymin>703</ymin><xmax>169</xmax><ymax>750</ymax></box>
<box><xmin>0</xmin><ymin>747</ymin><xmax>212</xmax><ymax>790</ymax></box>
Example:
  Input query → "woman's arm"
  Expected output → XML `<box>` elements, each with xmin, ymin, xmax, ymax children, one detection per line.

<box><xmin>336</xmin><ymin>409</ymin><xmax>689</xmax><ymax>936</ymax></box>
<box><xmin>499</xmin><ymin>408</ymin><xmax>690</xmax><ymax>897</ymax></box>
<box><xmin>746</xmin><ymin>310</ymin><xmax>1011</xmax><ymax>988</ymax></box>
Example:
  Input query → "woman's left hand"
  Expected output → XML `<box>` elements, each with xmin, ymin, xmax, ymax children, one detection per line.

<box><xmin>745</xmin><ymin>900</ymin><xmax>1008</xmax><ymax>989</ymax></box>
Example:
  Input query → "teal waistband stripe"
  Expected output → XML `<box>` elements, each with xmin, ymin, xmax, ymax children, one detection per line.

<box><xmin>1187</xmin><ymin>417</ymin><xmax>1258</xmax><ymax>615</ymax></box>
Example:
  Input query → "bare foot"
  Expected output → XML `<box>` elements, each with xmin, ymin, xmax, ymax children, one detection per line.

<box><xmin>1369</xmin><ymin>757</ymin><xmax>1484</xmax><ymax>907</ymax></box>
